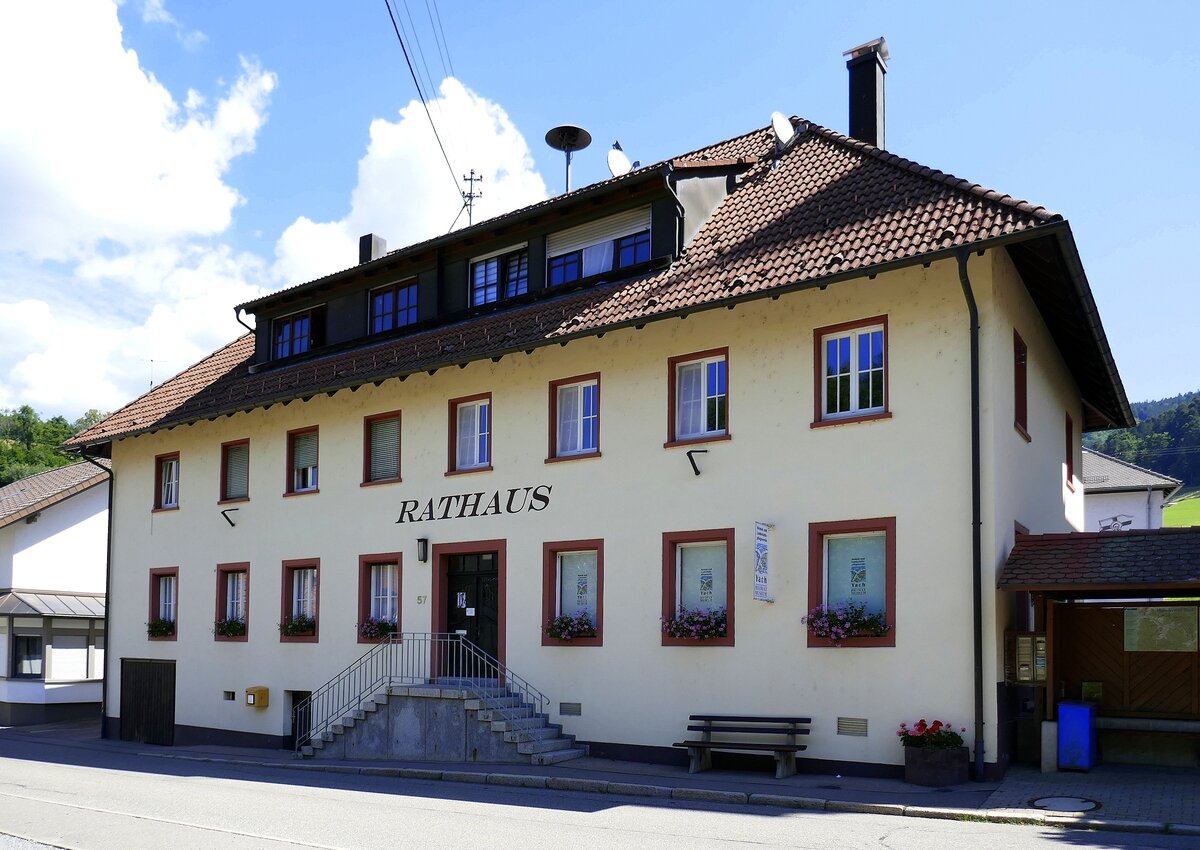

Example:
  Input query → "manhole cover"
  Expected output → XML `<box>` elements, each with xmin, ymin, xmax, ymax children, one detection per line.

<box><xmin>1030</xmin><ymin>796</ymin><xmax>1100</xmax><ymax>813</ymax></box>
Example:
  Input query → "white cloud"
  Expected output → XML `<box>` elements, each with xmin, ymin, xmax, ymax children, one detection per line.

<box><xmin>141</xmin><ymin>0</ymin><xmax>207</xmax><ymax>51</ymax></box>
<box><xmin>274</xmin><ymin>78</ymin><xmax>547</xmax><ymax>285</ymax></box>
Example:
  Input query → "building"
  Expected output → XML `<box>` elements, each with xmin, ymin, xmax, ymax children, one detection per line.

<box><xmin>0</xmin><ymin>461</ymin><xmax>108</xmax><ymax>725</ymax></box>
<box><xmin>67</xmin><ymin>42</ymin><xmax>1133</xmax><ymax>777</ymax></box>
<box><xmin>1081</xmin><ymin>448</ymin><xmax>1182</xmax><ymax>531</ymax></box>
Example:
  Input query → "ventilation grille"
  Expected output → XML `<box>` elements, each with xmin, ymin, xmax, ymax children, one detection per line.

<box><xmin>837</xmin><ymin>717</ymin><xmax>868</xmax><ymax>737</ymax></box>
<box><xmin>559</xmin><ymin>702</ymin><xmax>582</xmax><ymax>716</ymax></box>
<box><xmin>223</xmin><ymin>691</ymin><xmax>236</xmax><ymax>701</ymax></box>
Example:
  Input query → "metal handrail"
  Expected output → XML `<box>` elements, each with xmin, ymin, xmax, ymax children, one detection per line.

<box><xmin>292</xmin><ymin>632</ymin><xmax>550</xmax><ymax>752</ymax></box>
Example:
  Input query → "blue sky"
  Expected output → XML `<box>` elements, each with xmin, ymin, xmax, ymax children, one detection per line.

<box><xmin>1</xmin><ymin>1</ymin><xmax>1197</xmax><ymax>418</ymax></box>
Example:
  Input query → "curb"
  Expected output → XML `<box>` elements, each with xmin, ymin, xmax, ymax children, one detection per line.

<box><xmin>149</xmin><ymin>753</ymin><xmax>1196</xmax><ymax>836</ymax></box>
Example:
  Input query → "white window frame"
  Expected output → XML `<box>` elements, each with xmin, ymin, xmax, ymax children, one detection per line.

<box><xmin>674</xmin><ymin>540</ymin><xmax>728</xmax><ymax>614</ymax></box>
<box><xmin>159</xmin><ymin>457</ymin><xmax>179</xmax><ymax>508</ymax></box>
<box><xmin>820</xmin><ymin>323</ymin><xmax>885</xmax><ymax>420</ymax></box>
<box><xmin>675</xmin><ymin>355</ymin><xmax>727</xmax><ymax>440</ymax></box>
<box><xmin>455</xmin><ymin>399</ymin><xmax>491</xmax><ymax>470</ymax></box>
<box><xmin>555</xmin><ymin>549</ymin><xmax>599</xmax><ymax>618</ymax></box>
<box><xmin>369</xmin><ymin>562</ymin><xmax>399</xmax><ymax>622</ymax></box>
<box><xmin>158</xmin><ymin>575</ymin><xmax>177</xmax><ymax>622</ymax></box>
<box><xmin>225</xmin><ymin>570</ymin><xmax>247</xmax><ymax>622</ymax></box>
<box><xmin>290</xmin><ymin>431</ymin><xmax>319</xmax><ymax>493</ymax></box>
<box><xmin>555</xmin><ymin>379</ymin><xmax>599</xmax><ymax>456</ymax></box>
<box><xmin>292</xmin><ymin>567</ymin><xmax>317</xmax><ymax>620</ymax></box>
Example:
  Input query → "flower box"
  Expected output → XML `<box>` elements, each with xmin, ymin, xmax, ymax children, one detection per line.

<box><xmin>904</xmin><ymin>745</ymin><xmax>969</xmax><ymax>787</ymax></box>
<box><xmin>278</xmin><ymin>615</ymin><xmax>316</xmax><ymax>637</ymax></box>
<box><xmin>146</xmin><ymin>618</ymin><xmax>175</xmax><ymax>638</ymax></box>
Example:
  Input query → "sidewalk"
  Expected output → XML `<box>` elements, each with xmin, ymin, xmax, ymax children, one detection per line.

<box><xmin>6</xmin><ymin>721</ymin><xmax>1199</xmax><ymax>837</ymax></box>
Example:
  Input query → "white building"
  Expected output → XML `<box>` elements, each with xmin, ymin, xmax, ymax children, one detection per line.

<box><xmin>0</xmin><ymin>461</ymin><xmax>108</xmax><ymax>725</ymax></box>
<box><xmin>1081</xmin><ymin>448</ymin><xmax>1182</xmax><ymax>531</ymax></box>
<box><xmin>68</xmin><ymin>43</ymin><xmax>1133</xmax><ymax>777</ymax></box>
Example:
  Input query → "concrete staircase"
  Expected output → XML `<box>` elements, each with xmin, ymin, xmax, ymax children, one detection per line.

<box><xmin>299</xmin><ymin>683</ymin><xmax>587</xmax><ymax>766</ymax></box>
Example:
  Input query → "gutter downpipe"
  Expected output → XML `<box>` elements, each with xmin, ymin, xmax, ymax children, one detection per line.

<box><xmin>956</xmin><ymin>247</ymin><xmax>986</xmax><ymax>781</ymax></box>
<box><xmin>234</xmin><ymin>308</ymin><xmax>255</xmax><ymax>336</ymax></box>
<box><xmin>660</xmin><ymin>164</ymin><xmax>686</xmax><ymax>258</ymax></box>
<box><xmin>79</xmin><ymin>448</ymin><xmax>114</xmax><ymax>739</ymax></box>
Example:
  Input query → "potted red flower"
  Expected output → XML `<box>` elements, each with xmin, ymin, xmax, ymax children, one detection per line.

<box><xmin>897</xmin><ymin>718</ymin><xmax>969</xmax><ymax>786</ymax></box>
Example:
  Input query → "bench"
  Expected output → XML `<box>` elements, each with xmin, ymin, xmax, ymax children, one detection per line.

<box><xmin>673</xmin><ymin>714</ymin><xmax>811</xmax><ymax>778</ymax></box>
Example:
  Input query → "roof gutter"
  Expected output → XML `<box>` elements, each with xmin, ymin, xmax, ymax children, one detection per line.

<box><xmin>78</xmin><ymin>450</ymin><xmax>114</xmax><ymax>739</ymax></box>
<box><xmin>955</xmin><ymin>247</ymin><xmax>987</xmax><ymax>782</ymax></box>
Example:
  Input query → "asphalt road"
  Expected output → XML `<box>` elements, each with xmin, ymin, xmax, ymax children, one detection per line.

<box><xmin>0</xmin><ymin>733</ymin><xmax>1195</xmax><ymax>850</ymax></box>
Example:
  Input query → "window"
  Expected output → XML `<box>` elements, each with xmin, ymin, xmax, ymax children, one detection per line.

<box><xmin>807</xmin><ymin>518</ymin><xmax>896</xmax><ymax>647</ymax></box>
<box><xmin>661</xmin><ymin>529</ymin><xmax>735</xmax><ymax>646</ymax></box>
<box><xmin>148</xmin><ymin>567</ymin><xmax>178</xmax><ymax>640</ymax></box>
<box><xmin>363</xmin><ymin>412</ymin><xmax>401</xmax><ymax>484</ymax></box>
<box><xmin>548</xmin><ymin>374</ymin><xmax>600</xmax><ymax>460</ymax></box>
<box><xmin>220</xmin><ymin>440</ymin><xmax>249</xmax><ymax>502</ymax></box>
<box><xmin>470</xmin><ymin>249</ymin><xmax>528</xmax><ymax>306</ymax></box>
<box><xmin>667</xmin><ymin>348</ymin><xmax>728</xmax><ymax>445</ymax></box>
<box><xmin>448</xmin><ymin>394</ymin><xmax>491</xmax><ymax>473</ymax></box>
<box><xmin>286</xmin><ymin>427</ymin><xmax>318</xmax><ymax>494</ymax></box>
<box><xmin>280</xmin><ymin>559</ymin><xmax>319</xmax><ymax>642</ymax></box>
<box><xmin>1065</xmin><ymin>413</ymin><xmax>1075</xmax><ymax>492</ymax></box>
<box><xmin>614</xmin><ymin>230</ymin><xmax>651</xmax><ymax>268</ymax></box>
<box><xmin>814</xmin><ymin>316</ymin><xmax>888</xmax><ymax>424</ymax></box>
<box><xmin>548</xmin><ymin>251</ymin><xmax>581</xmax><ymax>286</ymax></box>
<box><xmin>357</xmin><ymin>553</ymin><xmax>402</xmax><ymax>643</ymax></box>
<box><xmin>370</xmin><ymin>281</ymin><xmax>418</xmax><ymax>333</ymax></box>
<box><xmin>1014</xmin><ymin>330</ymin><xmax>1029</xmax><ymax>441</ymax></box>
<box><xmin>273</xmin><ymin>307</ymin><xmax>325</xmax><ymax>359</ymax></box>
<box><xmin>154</xmin><ymin>452</ymin><xmax>179</xmax><ymax>510</ymax></box>
<box><xmin>215</xmin><ymin>563</ymin><xmax>249</xmax><ymax>641</ymax></box>
<box><xmin>13</xmin><ymin>635</ymin><xmax>43</xmax><ymax>678</ymax></box>
<box><xmin>542</xmin><ymin>540</ymin><xmax>604</xmax><ymax>646</ymax></box>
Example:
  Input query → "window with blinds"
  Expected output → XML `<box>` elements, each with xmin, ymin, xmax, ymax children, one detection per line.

<box><xmin>365</xmin><ymin>413</ymin><xmax>401</xmax><ymax>482</ymax></box>
<box><xmin>289</xmin><ymin>430</ymin><xmax>318</xmax><ymax>493</ymax></box>
<box><xmin>221</xmin><ymin>441</ymin><xmax>249</xmax><ymax>501</ymax></box>
<box><xmin>546</xmin><ymin>206</ymin><xmax>651</xmax><ymax>286</ymax></box>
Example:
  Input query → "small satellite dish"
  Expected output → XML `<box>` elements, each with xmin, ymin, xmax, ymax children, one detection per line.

<box><xmin>545</xmin><ymin>124</ymin><xmax>592</xmax><ymax>193</ymax></box>
<box><xmin>608</xmin><ymin>141</ymin><xmax>632</xmax><ymax>177</ymax></box>
<box><xmin>771</xmin><ymin>111</ymin><xmax>797</xmax><ymax>148</ymax></box>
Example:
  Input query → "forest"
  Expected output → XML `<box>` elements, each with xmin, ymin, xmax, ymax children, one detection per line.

<box><xmin>0</xmin><ymin>406</ymin><xmax>106</xmax><ymax>486</ymax></box>
<box><xmin>1086</xmin><ymin>390</ymin><xmax>1200</xmax><ymax>489</ymax></box>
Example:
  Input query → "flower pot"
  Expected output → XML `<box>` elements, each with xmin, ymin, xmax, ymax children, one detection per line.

<box><xmin>903</xmin><ymin>746</ymin><xmax>969</xmax><ymax>787</ymax></box>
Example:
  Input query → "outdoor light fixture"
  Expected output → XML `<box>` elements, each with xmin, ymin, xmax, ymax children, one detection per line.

<box><xmin>417</xmin><ymin>537</ymin><xmax>429</xmax><ymax>563</ymax></box>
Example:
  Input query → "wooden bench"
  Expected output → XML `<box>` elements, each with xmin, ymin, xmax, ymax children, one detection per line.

<box><xmin>673</xmin><ymin>714</ymin><xmax>811</xmax><ymax>778</ymax></box>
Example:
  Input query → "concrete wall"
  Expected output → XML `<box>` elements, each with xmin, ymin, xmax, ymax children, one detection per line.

<box><xmin>4</xmin><ymin>482</ymin><xmax>107</xmax><ymax>593</ymax></box>
<box><xmin>104</xmin><ymin>256</ymin><xmax>1082</xmax><ymax>770</ymax></box>
<box><xmin>1084</xmin><ymin>490</ymin><xmax>1167</xmax><ymax>531</ymax></box>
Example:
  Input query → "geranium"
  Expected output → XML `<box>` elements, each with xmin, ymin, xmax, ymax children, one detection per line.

<box><xmin>214</xmin><ymin>617</ymin><xmax>246</xmax><ymax>637</ymax></box>
<box><xmin>802</xmin><ymin>602</ymin><xmax>888</xmax><ymax>645</ymax></box>
<box><xmin>545</xmin><ymin>611</ymin><xmax>596</xmax><ymax>641</ymax></box>
<box><xmin>357</xmin><ymin>617</ymin><xmax>397</xmax><ymax>640</ymax></box>
<box><xmin>278</xmin><ymin>615</ymin><xmax>316</xmax><ymax>636</ymax></box>
<box><xmin>897</xmin><ymin>718</ymin><xmax>967</xmax><ymax>749</ymax></box>
<box><xmin>146</xmin><ymin>618</ymin><xmax>175</xmax><ymax>638</ymax></box>
<box><xmin>661</xmin><ymin>607</ymin><xmax>727</xmax><ymax>640</ymax></box>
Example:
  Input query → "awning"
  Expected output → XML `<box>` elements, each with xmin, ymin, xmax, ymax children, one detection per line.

<box><xmin>998</xmin><ymin>527</ymin><xmax>1200</xmax><ymax>594</ymax></box>
<box><xmin>0</xmin><ymin>592</ymin><xmax>106</xmax><ymax>617</ymax></box>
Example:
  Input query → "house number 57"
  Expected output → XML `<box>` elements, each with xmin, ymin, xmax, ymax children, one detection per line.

<box><xmin>417</xmin><ymin>596</ymin><xmax>428</xmax><ymax>605</ymax></box>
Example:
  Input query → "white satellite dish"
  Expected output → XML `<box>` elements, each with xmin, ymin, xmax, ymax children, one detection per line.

<box><xmin>771</xmin><ymin>111</ymin><xmax>797</xmax><ymax>148</ymax></box>
<box><xmin>607</xmin><ymin>142</ymin><xmax>632</xmax><ymax>177</ymax></box>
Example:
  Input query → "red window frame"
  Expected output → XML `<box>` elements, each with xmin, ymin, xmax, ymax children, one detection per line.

<box><xmin>285</xmin><ymin>426</ymin><xmax>319</xmax><ymax>496</ymax></box>
<box><xmin>148</xmin><ymin>567</ymin><xmax>179</xmax><ymax>641</ymax></box>
<box><xmin>807</xmin><ymin>517</ymin><xmax>897</xmax><ymax>648</ymax></box>
<box><xmin>660</xmin><ymin>528</ymin><xmax>735</xmax><ymax>647</ymax></box>
<box><xmin>811</xmin><ymin>315</ymin><xmax>890</xmax><ymax>428</ymax></box>
<box><xmin>362</xmin><ymin>411</ymin><xmax>403</xmax><ymax>485</ymax></box>
<box><xmin>665</xmin><ymin>347</ymin><xmax>731</xmax><ymax>448</ymax></box>
<box><xmin>541</xmin><ymin>539</ymin><xmax>604</xmax><ymax>647</ymax></box>
<box><xmin>1065</xmin><ymin>413</ymin><xmax>1075</xmax><ymax>492</ymax></box>
<box><xmin>1014</xmin><ymin>330</ymin><xmax>1030</xmax><ymax>442</ymax></box>
<box><xmin>153</xmin><ymin>452</ymin><xmax>180</xmax><ymax>511</ymax></box>
<box><xmin>547</xmin><ymin>373</ymin><xmax>601</xmax><ymax>462</ymax></box>
<box><xmin>280</xmin><ymin>558</ymin><xmax>320</xmax><ymax>643</ymax></box>
<box><xmin>446</xmin><ymin>392</ymin><xmax>493</xmax><ymax>475</ymax></box>
<box><xmin>219</xmin><ymin>439</ymin><xmax>250</xmax><ymax>504</ymax></box>
<box><xmin>357</xmin><ymin>552</ymin><xmax>403</xmax><ymax>644</ymax></box>
<box><xmin>215</xmin><ymin>562</ymin><xmax>250</xmax><ymax>643</ymax></box>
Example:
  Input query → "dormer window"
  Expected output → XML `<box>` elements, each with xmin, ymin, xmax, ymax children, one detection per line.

<box><xmin>470</xmin><ymin>248</ymin><xmax>528</xmax><ymax>307</ymax></box>
<box><xmin>371</xmin><ymin>281</ymin><xmax>418</xmax><ymax>333</ymax></box>
<box><xmin>273</xmin><ymin>307</ymin><xmax>325</xmax><ymax>359</ymax></box>
<box><xmin>546</xmin><ymin>206</ymin><xmax>651</xmax><ymax>287</ymax></box>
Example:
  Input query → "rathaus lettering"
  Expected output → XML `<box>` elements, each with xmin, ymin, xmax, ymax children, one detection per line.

<box><xmin>395</xmin><ymin>485</ymin><xmax>552</xmax><ymax>524</ymax></box>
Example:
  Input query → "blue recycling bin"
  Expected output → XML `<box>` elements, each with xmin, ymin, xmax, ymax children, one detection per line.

<box><xmin>1057</xmin><ymin>701</ymin><xmax>1097</xmax><ymax>770</ymax></box>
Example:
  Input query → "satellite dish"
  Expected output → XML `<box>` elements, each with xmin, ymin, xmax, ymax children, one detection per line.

<box><xmin>607</xmin><ymin>141</ymin><xmax>633</xmax><ymax>177</ymax></box>
<box><xmin>771</xmin><ymin>111</ymin><xmax>797</xmax><ymax>148</ymax></box>
<box><xmin>545</xmin><ymin>124</ymin><xmax>592</xmax><ymax>193</ymax></box>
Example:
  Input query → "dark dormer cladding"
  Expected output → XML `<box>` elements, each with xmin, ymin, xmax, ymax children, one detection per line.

<box><xmin>242</xmin><ymin>163</ymin><xmax>746</xmax><ymax>371</ymax></box>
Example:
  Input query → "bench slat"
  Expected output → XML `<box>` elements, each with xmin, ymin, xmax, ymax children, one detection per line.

<box><xmin>687</xmin><ymin>724</ymin><xmax>810</xmax><ymax>735</ymax></box>
<box><xmin>673</xmin><ymin>741</ymin><xmax>807</xmax><ymax>752</ymax></box>
<box><xmin>689</xmin><ymin>714</ymin><xmax>811</xmax><ymax>724</ymax></box>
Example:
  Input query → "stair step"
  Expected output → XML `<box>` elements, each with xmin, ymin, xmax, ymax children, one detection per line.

<box><xmin>491</xmin><ymin>715</ymin><xmax>546</xmax><ymax>732</ymax></box>
<box><xmin>299</xmin><ymin>745</ymin><xmax>314</xmax><ymax>757</ymax></box>
<box><xmin>478</xmin><ymin>705</ymin><xmax>533</xmax><ymax>722</ymax></box>
<box><xmin>518</xmin><ymin>736</ymin><xmax>574</xmax><ymax>755</ymax></box>
<box><xmin>504</xmin><ymin>726</ymin><xmax>560</xmax><ymax>743</ymax></box>
<box><xmin>531</xmin><ymin>747</ymin><xmax>588</xmax><ymax>766</ymax></box>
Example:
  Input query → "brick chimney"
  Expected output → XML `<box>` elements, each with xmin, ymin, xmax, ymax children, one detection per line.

<box><xmin>843</xmin><ymin>38</ymin><xmax>889</xmax><ymax>149</ymax></box>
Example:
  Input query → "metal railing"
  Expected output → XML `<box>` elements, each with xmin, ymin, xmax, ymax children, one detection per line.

<box><xmin>292</xmin><ymin>632</ymin><xmax>550</xmax><ymax>752</ymax></box>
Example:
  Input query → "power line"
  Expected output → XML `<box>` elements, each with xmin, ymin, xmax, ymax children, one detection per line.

<box><xmin>400</xmin><ymin>0</ymin><xmax>442</xmax><ymax>113</ymax></box>
<box><xmin>382</xmin><ymin>0</ymin><xmax>459</xmax><ymax>194</ymax></box>
<box><xmin>425</xmin><ymin>0</ymin><xmax>453</xmax><ymax>78</ymax></box>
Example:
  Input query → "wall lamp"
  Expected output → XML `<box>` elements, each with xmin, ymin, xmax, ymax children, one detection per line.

<box><xmin>416</xmin><ymin>537</ymin><xmax>429</xmax><ymax>563</ymax></box>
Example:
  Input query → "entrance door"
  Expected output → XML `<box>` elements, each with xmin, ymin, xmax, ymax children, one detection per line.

<box><xmin>446</xmin><ymin>552</ymin><xmax>499</xmax><ymax>659</ymax></box>
<box><xmin>119</xmin><ymin>658</ymin><xmax>176</xmax><ymax>745</ymax></box>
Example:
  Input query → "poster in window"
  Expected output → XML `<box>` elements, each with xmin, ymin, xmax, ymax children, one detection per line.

<box><xmin>679</xmin><ymin>543</ymin><xmax>727</xmax><ymax>611</ymax></box>
<box><xmin>558</xmin><ymin>551</ymin><xmax>597</xmax><ymax>618</ymax></box>
<box><xmin>826</xmin><ymin>534</ymin><xmax>885</xmax><ymax>615</ymax></box>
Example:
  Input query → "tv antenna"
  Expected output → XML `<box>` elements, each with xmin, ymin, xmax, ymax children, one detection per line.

<box><xmin>606</xmin><ymin>140</ymin><xmax>641</xmax><ymax>177</ymax></box>
<box><xmin>545</xmin><ymin>124</ymin><xmax>591</xmax><ymax>194</ymax></box>
<box><xmin>142</xmin><ymin>358</ymin><xmax>163</xmax><ymax>387</ymax></box>
<box><xmin>461</xmin><ymin>169</ymin><xmax>483</xmax><ymax>226</ymax></box>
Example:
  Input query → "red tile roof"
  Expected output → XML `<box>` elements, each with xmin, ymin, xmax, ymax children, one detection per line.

<box><xmin>999</xmin><ymin>528</ymin><xmax>1200</xmax><ymax>591</ymax></box>
<box><xmin>0</xmin><ymin>460</ymin><xmax>110</xmax><ymax>530</ymax></box>
<box><xmin>68</xmin><ymin>118</ymin><xmax>1127</xmax><ymax>449</ymax></box>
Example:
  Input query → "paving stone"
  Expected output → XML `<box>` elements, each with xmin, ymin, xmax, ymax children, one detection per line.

<box><xmin>486</xmin><ymin>773</ymin><xmax>549</xmax><ymax>788</ymax></box>
<box><xmin>825</xmin><ymin>801</ymin><xmax>906</xmax><ymax>816</ymax></box>
<box><xmin>671</xmin><ymin>788</ymin><xmax>748</xmax><ymax>805</ymax></box>
<box><xmin>748</xmin><ymin>794</ymin><xmax>826</xmax><ymax>810</ymax></box>
<box><xmin>547</xmin><ymin>777</ymin><xmax>609</xmax><ymax>793</ymax></box>
<box><xmin>606</xmin><ymin>782</ymin><xmax>673</xmax><ymax>798</ymax></box>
